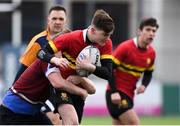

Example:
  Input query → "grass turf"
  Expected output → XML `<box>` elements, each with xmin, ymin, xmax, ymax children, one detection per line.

<box><xmin>81</xmin><ymin>116</ymin><xmax>180</xmax><ymax>125</ymax></box>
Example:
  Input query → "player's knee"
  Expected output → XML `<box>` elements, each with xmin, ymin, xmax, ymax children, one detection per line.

<box><xmin>128</xmin><ymin>118</ymin><xmax>140</xmax><ymax>125</ymax></box>
<box><xmin>64</xmin><ymin>117</ymin><xmax>79</xmax><ymax>125</ymax></box>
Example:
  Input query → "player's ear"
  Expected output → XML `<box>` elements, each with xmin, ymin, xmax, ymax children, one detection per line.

<box><xmin>137</xmin><ymin>29</ymin><xmax>141</xmax><ymax>36</ymax></box>
<box><xmin>90</xmin><ymin>26</ymin><xmax>96</xmax><ymax>35</ymax></box>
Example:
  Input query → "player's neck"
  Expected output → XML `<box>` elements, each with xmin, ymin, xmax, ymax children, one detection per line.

<box><xmin>86</xmin><ymin>29</ymin><xmax>94</xmax><ymax>44</ymax></box>
<box><xmin>137</xmin><ymin>38</ymin><xmax>147</xmax><ymax>50</ymax></box>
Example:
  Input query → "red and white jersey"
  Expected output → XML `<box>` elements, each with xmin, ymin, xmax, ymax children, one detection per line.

<box><xmin>108</xmin><ymin>38</ymin><xmax>156</xmax><ymax>99</ymax></box>
<box><xmin>12</xmin><ymin>59</ymin><xmax>59</xmax><ymax>104</ymax></box>
<box><xmin>49</xmin><ymin>29</ymin><xmax>113</xmax><ymax>79</ymax></box>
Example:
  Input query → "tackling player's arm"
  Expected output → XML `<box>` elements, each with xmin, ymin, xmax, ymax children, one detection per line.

<box><xmin>47</xmin><ymin>70</ymin><xmax>88</xmax><ymax>100</ymax></box>
<box><xmin>66</xmin><ymin>75</ymin><xmax>96</xmax><ymax>94</ymax></box>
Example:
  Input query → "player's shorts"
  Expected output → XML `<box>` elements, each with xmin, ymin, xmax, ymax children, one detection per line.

<box><xmin>0</xmin><ymin>104</ymin><xmax>52</xmax><ymax>125</ymax></box>
<box><xmin>49</xmin><ymin>87</ymin><xmax>85</xmax><ymax>123</ymax></box>
<box><xmin>41</xmin><ymin>84</ymin><xmax>73</xmax><ymax>112</ymax></box>
<box><xmin>106</xmin><ymin>90</ymin><xmax>134</xmax><ymax>119</ymax></box>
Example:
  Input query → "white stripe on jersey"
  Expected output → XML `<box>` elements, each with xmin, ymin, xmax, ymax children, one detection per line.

<box><xmin>45</xmin><ymin>63</ymin><xmax>60</xmax><ymax>77</ymax></box>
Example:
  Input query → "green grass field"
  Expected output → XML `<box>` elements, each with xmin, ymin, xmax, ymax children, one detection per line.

<box><xmin>81</xmin><ymin>116</ymin><xmax>180</xmax><ymax>125</ymax></box>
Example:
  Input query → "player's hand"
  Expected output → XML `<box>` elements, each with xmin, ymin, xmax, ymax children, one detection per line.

<box><xmin>111</xmin><ymin>92</ymin><xmax>121</xmax><ymax>104</ymax></box>
<box><xmin>51</xmin><ymin>57</ymin><xmax>69</xmax><ymax>69</ymax></box>
<box><xmin>136</xmin><ymin>85</ymin><xmax>146</xmax><ymax>94</ymax></box>
<box><xmin>76</xmin><ymin>56</ymin><xmax>95</xmax><ymax>72</ymax></box>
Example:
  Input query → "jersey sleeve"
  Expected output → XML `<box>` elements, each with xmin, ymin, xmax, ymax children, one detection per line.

<box><xmin>48</xmin><ymin>33</ymin><xmax>72</xmax><ymax>53</ymax></box>
<box><xmin>20</xmin><ymin>42</ymin><xmax>41</xmax><ymax>67</ymax></box>
<box><xmin>147</xmin><ymin>48</ymin><xmax>156</xmax><ymax>71</ymax></box>
<box><xmin>45</xmin><ymin>63</ymin><xmax>60</xmax><ymax>77</ymax></box>
<box><xmin>19</xmin><ymin>31</ymin><xmax>47</xmax><ymax>67</ymax></box>
<box><xmin>100</xmin><ymin>39</ymin><xmax>113</xmax><ymax>60</ymax></box>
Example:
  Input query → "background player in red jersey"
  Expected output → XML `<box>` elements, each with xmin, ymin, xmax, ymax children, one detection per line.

<box><xmin>37</xmin><ymin>9</ymin><xmax>116</xmax><ymax>124</ymax></box>
<box><xmin>106</xmin><ymin>17</ymin><xmax>159</xmax><ymax>125</ymax></box>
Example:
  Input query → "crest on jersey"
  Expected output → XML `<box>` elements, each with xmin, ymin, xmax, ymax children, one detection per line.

<box><xmin>61</xmin><ymin>93</ymin><xmax>68</xmax><ymax>101</ymax></box>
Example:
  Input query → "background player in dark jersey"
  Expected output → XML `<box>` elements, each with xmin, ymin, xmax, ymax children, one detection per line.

<box><xmin>37</xmin><ymin>9</ymin><xmax>116</xmax><ymax>124</ymax></box>
<box><xmin>106</xmin><ymin>17</ymin><xmax>159</xmax><ymax>125</ymax></box>
<box><xmin>13</xmin><ymin>5</ymin><xmax>69</xmax><ymax>124</ymax></box>
<box><xmin>0</xmin><ymin>51</ymin><xmax>96</xmax><ymax>125</ymax></box>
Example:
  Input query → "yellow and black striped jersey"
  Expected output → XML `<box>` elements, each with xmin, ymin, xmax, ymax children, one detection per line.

<box><xmin>19</xmin><ymin>30</ymin><xmax>51</xmax><ymax>67</ymax></box>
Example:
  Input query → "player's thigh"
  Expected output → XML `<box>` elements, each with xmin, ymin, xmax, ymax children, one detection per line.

<box><xmin>58</xmin><ymin>104</ymin><xmax>79</xmax><ymax>125</ymax></box>
<box><xmin>118</xmin><ymin>109</ymin><xmax>140</xmax><ymax>125</ymax></box>
<box><xmin>71</xmin><ymin>94</ymin><xmax>85</xmax><ymax>123</ymax></box>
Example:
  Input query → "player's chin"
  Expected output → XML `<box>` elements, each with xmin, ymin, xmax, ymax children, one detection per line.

<box><xmin>54</xmin><ymin>28</ymin><xmax>62</xmax><ymax>32</ymax></box>
<box><xmin>146</xmin><ymin>39</ymin><xmax>153</xmax><ymax>45</ymax></box>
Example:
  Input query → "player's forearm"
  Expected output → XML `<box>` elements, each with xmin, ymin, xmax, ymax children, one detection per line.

<box><xmin>93</xmin><ymin>59</ymin><xmax>117</xmax><ymax>92</ymax></box>
<box><xmin>93</xmin><ymin>59</ymin><xmax>113</xmax><ymax>80</ymax></box>
<box><xmin>80</xmin><ymin>77</ymin><xmax>96</xmax><ymax>94</ymax></box>
<box><xmin>49</xmin><ymin>72</ymin><xmax>87</xmax><ymax>99</ymax></box>
<box><xmin>142</xmin><ymin>70</ymin><xmax>153</xmax><ymax>87</ymax></box>
<box><xmin>61</xmin><ymin>80</ymin><xmax>88</xmax><ymax>99</ymax></box>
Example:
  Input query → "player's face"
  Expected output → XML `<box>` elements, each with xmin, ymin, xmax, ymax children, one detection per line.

<box><xmin>139</xmin><ymin>26</ymin><xmax>157</xmax><ymax>46</ymax></box>
<box><xmin>48</xmin><ymin>10</ymin><xmax>67</xmax><ymax>34</ymax></box>
<box><xmin>92</xmin><ymin>28</ymin><xmax>112</xmax><ymax>46</ymax></box>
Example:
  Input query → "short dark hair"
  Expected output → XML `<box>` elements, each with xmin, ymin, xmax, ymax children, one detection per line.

<box><xmin>49</xmin><ymin>5</ymin><xmax>66</xmax><ymax>14</ymax></box>
<box><xmin>139</xmin><ymin>17</ymin><xmax>159</xmax><ymax>30</ymax></box>
<box><xmin>91</xmin><ymin>9</ymin><xmax>115</xmax><ymax>33</ymax></box>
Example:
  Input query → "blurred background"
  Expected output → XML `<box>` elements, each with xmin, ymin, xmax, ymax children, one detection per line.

<box><xmin>0</xmin><ymin>0</ymin><xmax>180</xmax><ymax>125</ymax></box>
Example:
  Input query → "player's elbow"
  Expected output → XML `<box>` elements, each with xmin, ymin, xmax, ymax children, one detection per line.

<box><xmin>87</xmin><ymin>86</ymin><xmax>96</xmax><ymax>94</ymax></box>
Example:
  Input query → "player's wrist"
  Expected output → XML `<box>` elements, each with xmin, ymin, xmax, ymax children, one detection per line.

<box><xmin>50</xmin><ymin>57</ymin><xmax>57</xmax><ymax>64</ymax></box>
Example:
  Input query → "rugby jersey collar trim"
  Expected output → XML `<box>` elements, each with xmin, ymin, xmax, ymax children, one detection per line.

<box><xmin>133</xmin><ymin>37</ymin><xmax>138</xmax><ymax>48</ymax></box>
<box><xmin>133</xmin><ymin>37</ymin><xmax>150</xmax><ymax>50</ymax></box>
<box><xmin>83</xmin><ymin>28</ymin><xmax>88</xmax><ymax>42</ymax></box>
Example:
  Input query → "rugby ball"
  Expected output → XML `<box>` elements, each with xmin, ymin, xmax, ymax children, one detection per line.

<box><xmin>76</xmin><ymin>45</ymin><xmax>101</xmax><ymax>77</ymax></box>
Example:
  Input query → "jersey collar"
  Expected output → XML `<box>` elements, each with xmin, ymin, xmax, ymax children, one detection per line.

<box><xmin>83</xmin><ymin>28</ymin><xmax>88</xmax><ymax>42</ymax></box>
<box><xmin>133</xmin><ymin>37</ymin><xmax>138</xmax><ymax>48</ymax></box>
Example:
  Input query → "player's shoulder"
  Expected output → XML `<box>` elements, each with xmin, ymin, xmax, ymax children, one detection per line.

<box><xmin>148</xmin><ymin>45</ymin><xmax>156</xmax><ymax>55</ymax></box>
<box><xmin>56</xmin><ymin>30</ymin><xmax>82</xmax><ymax>41</ymax></box>
<box><xmin>30</xmin><ymin>30</ymin><xmax>48</xmax><ymax>42</ymax></box>
<box><xmin>116</xmin><ymin>39</ymin><xmax>133</xmax><ymax>49</ymax></box>
<box><xmin>103</xmin><ymin>38</ymin><xmax>113</xmax><ymax>47</ymax></box>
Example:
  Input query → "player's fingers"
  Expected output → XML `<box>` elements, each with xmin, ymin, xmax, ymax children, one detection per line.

<box><xmin>60</xmin><ymin>60</ymin><xmax>69</xmax><ymax>69</ymax></box>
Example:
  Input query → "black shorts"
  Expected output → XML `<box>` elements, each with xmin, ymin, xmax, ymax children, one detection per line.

<box><xmin>106</xmin><ymin>90</ymin><xmax>134</xmax><ymax>119</ymax></box>
<box><xmin>41</xmin><ymin>85</ymin><xmax>73</xmax><ymax>113</ymax></box>
<box><xmin>48</xmin><ymin>88</ymin><xmax>85</xmax><ymax>123</ymax></box>
<box><xmin>0</xmin><ymin>105</ymin><xmax>52</xmax><ymax>125</ymax></box>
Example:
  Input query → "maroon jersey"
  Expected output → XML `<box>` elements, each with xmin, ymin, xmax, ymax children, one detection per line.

<box><xmin>12</xmin><ymin>59</ymin><xmax>59</xmax><ymax>104</ymax></box>
<box><xmin>49</xmin><ymin>29</ymin><xmax>113</xmax><ymax>79</ymax></box>
<box><xmin>108</xmin><ymin>38</ymin><xmax>156</xmax><ymax>99</ymax></box>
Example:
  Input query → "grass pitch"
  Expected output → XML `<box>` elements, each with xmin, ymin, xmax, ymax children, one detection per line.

<box><xmin>81</xmin><ymin>116</ymin><xmax>180</xmax><ymax>125</ymax></box>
